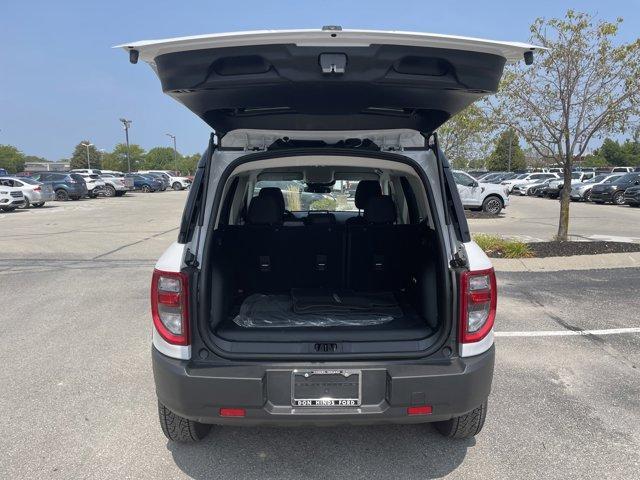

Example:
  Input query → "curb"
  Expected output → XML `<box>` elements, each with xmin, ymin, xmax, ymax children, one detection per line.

<box><xmin>491</xmin><ymin>251</ymin><xmax>640</xmax><ymax>272</ymax></box>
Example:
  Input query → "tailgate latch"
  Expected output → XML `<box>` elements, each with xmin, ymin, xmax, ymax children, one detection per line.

<box><xmin>320</xmin><ymin>53</ymin><xmax>347</xmax><ymax>74</ymax></box>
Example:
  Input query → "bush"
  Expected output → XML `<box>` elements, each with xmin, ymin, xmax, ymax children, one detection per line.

<box><xmin>473</xmin><ymin>234</ymin><xmax>533</xmax><ymax>258</ymax></box>
<box><xmin>310</xmin><ymin>197</ymin><xmax>337</xmax><ymax>211</ymax></box>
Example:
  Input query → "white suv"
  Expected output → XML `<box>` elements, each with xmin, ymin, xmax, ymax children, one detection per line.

<box><xmin>501</xmin><ymin>172</ymin><xmax>558</xmax><ymax>192</ymax></box>
<box><xmin>452</xmin><ymin>170</ymin><xmax>509</xmax><ymax>214</ymax></box>
<box><xmin>120</xmin><ymin>27</ymin><xmax>538</xmax><ymax>442</ymax></box>
<box><xmin>137</xmin><ymin>170</ymin><xmax>191</xmax><ymax>190</ymax></box>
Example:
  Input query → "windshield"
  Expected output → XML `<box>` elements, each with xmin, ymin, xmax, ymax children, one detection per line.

<box><xmin>254</xmin><ymin>180</ymin><xmax>355</xmax><ymax>212</ymax></box>
<box><xmin>516</xmin><ymin>174</ymin><xmax>529</xmax><ymax>179</ymax></box>
<box><xmin>571</xmin><ymin>173</ymin><xmax>581</xmax><ymax>179</ymax></box>
<box><xmin>612</xmin><ymin>173</ymin><xmax>638</xmax><ymax>184</ymax></box>
<box><xmin>604</xmin><ymin>175</ymin><xmax>622</xmax><ymax>183</ymax></box>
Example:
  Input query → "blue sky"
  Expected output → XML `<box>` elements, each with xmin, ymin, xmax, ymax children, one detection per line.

<box><xmin>1</xmin><ymin>0</ymin><xmax>638</xmax><ymax>160</ymax></box>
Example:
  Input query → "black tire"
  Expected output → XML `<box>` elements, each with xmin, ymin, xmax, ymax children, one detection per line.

<box><xmin>158</xmin><ymin>401</ymin><xmax>211</xmax><ymax>443</ymax></box>
<box><xmin>104</xmin><ymin>185</ymin><xmax>116</xmax><ymax>197</ymax></box>
<box><xmin>71</xmin><ymin>196</ymin><xmax>81</xmax><ymax>201</ymax></box>
<box><xmin>435</xmin><ymin>400</ymin><xmax>488</xmax><ymax>439</ymax></box>
<box><xmin>115</xmin><ymin>191</ymin><xmax>125</xmax><ymax>197</ymax></box>
<box><xmin>18</xmin><ymin>198</ymin><xmax>30</xmax><ymax>209</ymax></box>
<box><xmin>584</xmin><ymin>189</ymin><xmax>592</xmax><ymax>202</ymax></box>
<box><xmin>1</xmin><ymin>206</ymin><xmax>17</xmax><ymax>212</ymax></box>
<box><xmin>55</xmin><ymin>189</ymin><xmax>69</xmax><ymax>201</ymax></box>
<box><xmin>32</xmin><ymin>202</ymin><xmax>45</xmax><ymax>208</ymax></box>
<box><xmin>612</xmin><ymin>191</ymin><xmax>625</xmax><ymax>205</ymax></box>
<box><xmin>481</xmin><ymin>196</ymin><xmax>503</xmax><ymax>215</ymax></box>
<box><xmin>172</xmin><ymin>182</ymin><xmax>183</xmax><ymax>191</ymax></box>
<box><xmin>628</xmin><ymin>203</ymin><xmax>639</xmax><ymax>208</ymax></box>
<box><xmin>141</xmin><ymin>184</ymin><xmax>151</xmax><ymax>193</ymax></box>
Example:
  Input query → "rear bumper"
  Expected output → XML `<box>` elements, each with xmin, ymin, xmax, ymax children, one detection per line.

<box><xmin>152</xmin><ymin>346</ymin><xmax>495</xmax><ymax>425</ymax></box>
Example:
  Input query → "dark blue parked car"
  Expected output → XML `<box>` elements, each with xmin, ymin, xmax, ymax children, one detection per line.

<box><xmin>26</xmin><ymin>172</ymin><xmax>88</xmax><ymax>201</ymax></box>
<box><xmin>125</xmin><ymin>174</ymin><xmax>164</xmax><ymax>192</ymax></box>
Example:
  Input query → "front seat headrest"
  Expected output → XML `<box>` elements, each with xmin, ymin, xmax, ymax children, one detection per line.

<box><xmin>354</xmin><ymin>180</ymin><xmax>382</xmax><ymax>210</ymax></box>
<box><xmin>258</xmin><ymin>187</ymin><xmax>286</xmax><ymax>213</ymax></box>
<box><xmin>247</xmin><ymin>195</ymin><xmax>283</xmax><ymax>225</ymax></box>
<box><xmin>364</xmin><ymin>196</ymin><xmax>397</xmax><ymax>224</ymax></box>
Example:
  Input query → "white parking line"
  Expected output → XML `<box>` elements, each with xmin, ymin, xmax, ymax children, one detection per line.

<box><xmin>495</xmin><ymin>327</ymin><xmax>640</xmax><ymax>337</ymax></box>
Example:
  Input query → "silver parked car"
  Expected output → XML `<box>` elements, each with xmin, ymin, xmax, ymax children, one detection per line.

<box><xmin>0</xmin><ymin>176</ymin><xmax>55</xmax><ymax>208</ymax></box>
<box><xmin>570</xmin><ymin>174</ymin><xmax>624</xmax><ymax>202</ymax></box>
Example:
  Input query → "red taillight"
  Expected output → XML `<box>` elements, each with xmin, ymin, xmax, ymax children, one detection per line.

<box><xmin>219</xmin><ymin>408</ymin><xmax>246</xmax><ymax>417</ymax></box>
<box><xmin>407</xmin><ymin>405</ymin><xmax>432</xmax><ymax>415</ymax></box>
<box><xmin>33</xmin><ymin>186</ymin><xmax>41</xmax><ymax>192</ymax></box>
<box><xmin>459</xmin><ymin>268</ymin><xmax>497</xmax><ymax>343</ymax></box>
<box><xmin>151</xmin><ymin>269</ymin><xmax>189</xmax><ymax>346</ymax></box>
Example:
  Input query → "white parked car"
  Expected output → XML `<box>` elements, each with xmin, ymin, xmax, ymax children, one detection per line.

<box><xmin>0</xmin><ymin>176</ymin><xmax>55</xmax><ymax>208</ymax></box>
<box><xmin>501</xmin><ymin>172</ymin><xmax>558</xmax><ymax>192</ymax></box>
<box><xmin>544</xmin><ymin>171</ymin><xmax>596</xmax><ymax>198</ymax></box>
<box><xmin>0</xmin><ymin>183</ymin><xmax>26</xmax><ymax>211</ymax></box>
<box><xmin>99</xmin><ymin>173</ymin><xmax>131</xmax><ymax>197</ymax></box>
<box><xmin>77</xmin><ymin>173</ymin><xmax>106</xmax><ymax>198</ymax></box>
<box><xmin>452</xmin><ymin>171</ymin><xmax>509</xmax><ymax>214</ymax></box>
<box><xmin>137</xmin><ymin>170</ymin><xmax>191</xmax><ymax>190</ymax></box>
<box><xmin>119</xmin><ymin>27</ymin><xmax>539</xmax><ymax>442</ymax></box>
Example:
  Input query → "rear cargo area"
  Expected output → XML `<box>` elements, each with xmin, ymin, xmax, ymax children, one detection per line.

<box><xmin>208</xmin><ymin>217</ymin><xmax>442</xmax><ymax>345</ymax></box>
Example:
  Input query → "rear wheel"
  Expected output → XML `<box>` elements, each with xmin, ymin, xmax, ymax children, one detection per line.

<box><xmin>612</xmin><ymin>191</ymin><xmax>625</xmax><ymax>205</ymax></box>
<box><xmin>141</xmin><ymin>184</ymin><xmax>151</xmax><ymax>193</ymax></box>
<box><xmin>172</xmin><ymin>182</ymin><xmax>182</xmax><ymax>191</ymax></box>
<box><xmin>158</xmin><ymin>401</ymin><xmax>211</xmax><ymax>443</ymax></box>
<box><xmin>18</xmin><ymin>198</ymin><xmax>30</xmax><ymax>209</ymax></box>
<box><xmin>482</xmin><ymin>196</ymin><xmax>503</xmax><ymax>215</ymax></box>
<box><xmin>584</xmin><ymin>189</ymin><xmax>592</xmax><ymax>202</ymax></box>
<box><xmin>32</xmin><ymin>202</ymin><xmax>45</xmax><ymax>208</ymax></box>
<box><xmin>435</xmin><ymin>400</ymin><xmax>488</xmax><ymax>439</ymax></box>
<box><xmin>104</xmin><ymin>185</ymin><xmax>116</xmax><ymax>197</ymax></box>
<box><xmin>55</xmin><ymin>189</ymin><xmax>69</xmax><ymax>201</ymax></box>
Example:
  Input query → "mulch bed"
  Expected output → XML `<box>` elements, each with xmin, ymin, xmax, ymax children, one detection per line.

<box><xmin>487</xmin><ymin>241</ymin><xmax>640</xmax><ymax>258</ymax></box>
<box><xmin>465</xmin><ymin>211</ymin><xmax>504</xmax><ymax>219</ymax></box>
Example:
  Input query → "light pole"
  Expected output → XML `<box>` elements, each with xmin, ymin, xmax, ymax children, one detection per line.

<box><xmin>507</xmin><ymin>129</ymin><xmax>513</xmax><ymax>172</ymax></box>
<box><xmin>165</xmin><ymin>133</ymin><xmax>178</xmax><ymax>172</ymax></box>
<box><xmin>119</xmin><ymin>118</ymin><xmax>132</xmax><ymax>172</ymax></box>
<box><xmin>81</xmin><ymin>142</ymin><xmax>93</xmax><ymax>169</ymax></box>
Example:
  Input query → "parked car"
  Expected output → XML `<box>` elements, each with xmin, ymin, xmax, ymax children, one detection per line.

<box><xmin>611</xmin><ymin>166</ymin><xmax>634</xmax><ymax>173</ymax></box>
<box><xmin>76</xmin><ymin>173</ymin><xmax>106</xmax><ymax>198</ymax></box>
<box><xmin>117</xmin><ymin>27</ymin><xmax>543</xmax><ymax>442</ymax></box>
<box><xmin>624</xmin><ymin>185</ymin><xmax>640</xmax><ymax>207</ymax></box>
<box><xmin>543</xmin><ymin>172</ymin><xmax>596</xmax><ymax>199</ymax></box>
<box><xmin>0</xmin><ymin>176</ymin><xmax>55</xmax><ymax>208</ymax></box>
<box><xmin>0</xmin><ymin>168</ymin><xmax>8</xmax><ymax>176</ymax></box>
<box><xmin>125</xmin><ymin>173</ymin><xmax>164</xmax><ymax>192</ymax></box>
<box><xmin>141</xmin><ymin>172</ymin><xmax>170</xmax><ymax>191</ymax></box>
<box><xmin>569</xmin><ymin>174</ymin><xmax>624</xmax><ymax>202</ymax></box>
<box><xmin>99</xmin><ymin>173</ymin><xmax>131</xmax><ymax>197</ymax></box>
<box><xmin>453</xmin><ymin>170</ymin><xmax>509</xmax><ymax>214</ymax></box>
<box><xmin>527</xmin><ymin>178</ymin><xmax>558</xmax><ymax>197</ymax></box>
<box><xmin>26</xmin><ymin>172</ymin><xmax>88</xmax><ymax>201</ymax></box>
<box><xmin>590</xmin><ymin>172</ymin><xmax>640</xmax><ymax>205</ymax></box>
<box><xmin>71</xmin><ymin>168</ymin><xmax>103</xmax><ymax>176</ymax></box>
<box><xmin>138</xmin><ymin>170</ymin><xmax>192</xmax><ymax>190</ymax></box>
<box><xmin>0</xmin><ymin>184</ymin><xmax>26</xmax><ymax>211</ymax></box>
<box><xmin>512</xmin><ymin>177</ymin><xmax>552</xmax><ymax>196</ymax></box>
<box><xmin>502</xmin><ymin>172</ymin><xmax>558</xmax><ymax>193</ymax></box>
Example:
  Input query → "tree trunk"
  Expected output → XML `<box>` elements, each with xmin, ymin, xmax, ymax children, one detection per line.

<box><xmin>557</xmin><ymin>162</ymin><xmax>572</xmax><ymax>241</ymax></box>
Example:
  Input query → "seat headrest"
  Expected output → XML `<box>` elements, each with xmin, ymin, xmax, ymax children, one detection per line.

<box><xmin>364</xmin><ymin>196</ymin><xmax>397</xmax><ymax>224</ymax></box>
<box><xmin>258</xmin><ymin>187</ymin><xmax>286</xmax><ymax>213</ymax></box>
<box><xmin>354</xmin><ymin>180</ymin><xmax>382</xmax><ymax>209</ymax></box>
<box><xmin>247</xmin><ymin>195</ymin><xmax>283</xmax><ymax>225</ymax></box>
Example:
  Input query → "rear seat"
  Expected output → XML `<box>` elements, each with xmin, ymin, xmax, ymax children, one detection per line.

<box><xmin>226</xmin><ymin>191</ymin><xmax>421</xmax><ymax>295</ymax></box>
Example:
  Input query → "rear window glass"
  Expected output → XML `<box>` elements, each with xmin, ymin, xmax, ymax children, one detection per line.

<box><xmin>613</xmin><ymin>173</ymin><xmax>639</xmax><ymax>184</ymax></box>
<box><xmin>253</xmin><ymin>180</ymin><xmax>358</xmax><ymax>211</ymax></box>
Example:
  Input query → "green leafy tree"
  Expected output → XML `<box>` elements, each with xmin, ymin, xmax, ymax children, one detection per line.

<box><xmin>0</xmin><ymin>145</ymin><xmax>25</xmax><ymax>173</ymax></box>
<box><xmin>102</xmin><ymin>143</ymin><xmax>146</xmax><ymax>172</ymax></box>
<box><xmin>489</xmin><ymin>11</ymin><xmax>640</xmax><ymax>240</ymax></box>
<box><xmin>438</xmin><ymin>104</ymin><xmax>495</xmax><ymax>169</ymax></box>
<box><xmin>70</xmin><ymin>141</ymin><xmax>102</xmax><ymax>169</ymax></box>
<box><xmin>142</xmin><ymin>147</ymin><xmax>181</xmax><ymax>170</ymax></box>
<box><xmin>178</xmin><ymin>153</ymin><xmax>200</xmax><ymax>175</ymax></box>
<box><xmin>485</xmin><ymin>129</ymin><xmax>526</xmax><ymax>171</ymax></box>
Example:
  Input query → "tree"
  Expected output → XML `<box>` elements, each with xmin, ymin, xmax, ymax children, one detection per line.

<box><xmin>438</xmin><ymin>104</ymin><xmax>494</xmax><ymax>169</ymax></box>
<box><xmin>489</xmin><ymin>11</ymin><xmax>640</xmax><ymax>240</ymax></box>
<box><xmin>485</xmin><ymin>129</ymin><xmax>526</xmax><ymax>171</ymax></box>
<box><xmin>0</xmin><ymin>145</ymin><xmax>25</xmax><ymax>173</ymax></box>
<box><xmin>142</xmin><ymin>147</ymin><xmax>181</xmax><ymax>170</ymax></box>
<box><xmin>102</xmin><ymin>143</ymin><xmax>146</xmax><ymax>172</ymax></box>
<box><xmin>178</xmin><ymin>153</ymin><xmax>200</xmax><ymax>175</ymax></box>
<box><xmin>70</xmin><ymin>141</ymin><xmax>102</xmax><ymax>169</ymax></box>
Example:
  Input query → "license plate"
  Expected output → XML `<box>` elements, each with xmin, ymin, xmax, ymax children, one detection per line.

<box><xmin>291</xmin><ymin>369</ymin><xmax>361</xmax><ymax>407</ymax></box>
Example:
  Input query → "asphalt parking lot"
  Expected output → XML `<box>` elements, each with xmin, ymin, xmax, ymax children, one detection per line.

<box><xmin>468</xmin><ymin>195</ymin><xmax>640</xmax><ymax>242</ymax></box>
<box><xmin>1</xmin><ymin>192</ymin><xmax>639</xmax><ymax>479</ymax></box>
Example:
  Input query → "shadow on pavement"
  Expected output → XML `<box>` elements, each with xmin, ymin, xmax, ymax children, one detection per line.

<box><xmin>168</xmin><ymin>424</ymin><xmax>472</xmax><ymax>480</ymax></box>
